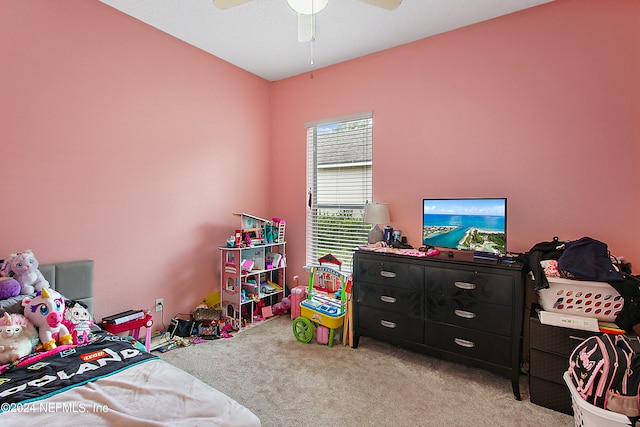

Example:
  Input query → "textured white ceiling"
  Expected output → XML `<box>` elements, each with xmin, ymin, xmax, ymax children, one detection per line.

<box><xmin>99</xmin><ymin>0</ymin><xmax>553</xmax><ymax>82</ymax></box>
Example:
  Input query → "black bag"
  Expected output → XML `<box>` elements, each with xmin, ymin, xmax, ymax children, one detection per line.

<box><xmin>169</xmin><ymin>317</ymin><xmax>194</xmax><ymax>337</ymax></box>
<box><xmin>568</xmin><ymin>333</ymin><xmax>635</xmax><ymax>409</ymax></box>
<box><xmin>557</xmin><ymin>236</ymin><xmax>624</xmax><ymax>282</ymax></box>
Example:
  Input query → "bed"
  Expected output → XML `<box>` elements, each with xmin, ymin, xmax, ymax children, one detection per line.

<box><xmin>0</xmin><ymin>259</ymin><xmax>260</xmax><ymax>426</ymax></box>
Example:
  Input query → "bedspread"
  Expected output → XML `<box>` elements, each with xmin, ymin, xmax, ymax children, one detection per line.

<box><xmin>0</xmin><ymin>332</ymin><xmax>260</xmax><ymax>426</ymax></box>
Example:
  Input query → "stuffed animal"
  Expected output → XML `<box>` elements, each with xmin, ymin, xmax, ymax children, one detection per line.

<box><xmin>62</xmin><ymin>300</ymin><xmax>94</xmax><ymax>345</ymax></box>
<box><xmin>272</xmin><ymin>296</ymin><xmax>291</xmax><ymax>315</ymax></box>
<box><xmin>0</xmin><ymin>312</ymin><xmax>38</xmax><ymax>364</ymax></box>
<box><xmin>22</xmin><ymin>288</ymin><xmax>73</xmax><ymax>351</ymax></box>
<box><xmin>0</xmin><ymin>277</ymin><xmax>21</xmax><ymax>300</ymax></box>
<box><xmin>0</xmin><ymin>250</ymin><xmax>50</xmax><ymax>295</ymax></box>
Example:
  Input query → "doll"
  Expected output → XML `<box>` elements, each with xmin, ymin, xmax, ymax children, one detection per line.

<box><xmin>63</xmin><ymin>300</ymin><xmax>94</xmax><ymax>345</ymax></box>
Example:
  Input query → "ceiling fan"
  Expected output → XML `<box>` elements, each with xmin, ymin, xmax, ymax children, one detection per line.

<box><xmin>213</xmin><ymin>0</ymin><xmax>402</xmax><ymax>10</ymax></box>
<box><xmin>213</xmin><ymin>0</ymin><xmax>403</xmax><ymax>42</ymax></box>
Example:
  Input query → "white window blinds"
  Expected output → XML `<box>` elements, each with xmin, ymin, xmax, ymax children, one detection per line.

<box><xmin>305</xmin><ymin>112</ymin><xmax>373</xmax><ymax>272</ymax></box>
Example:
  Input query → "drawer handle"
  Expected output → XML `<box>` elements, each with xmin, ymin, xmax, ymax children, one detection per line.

<box><xmin>454</xmin><ymin>338</ymin><xmax>475</xmax><ymax>348</ymax></box>
<box><xmin>454</xmin><ymin>309</ymin><xmax>476</xmax><ymax>319</ymax></box>
<box><xmin>380</xmin><ymin>295</ymin><xmax>396</xmax><ymax>304</ymax></box>
<box><xmin>380</xmin><ymin>270</ymin><xmax>397</xmax><ymax>278</ymax></box>
<box><xmin>454</xmin><ymin>281</ymin><xmax>476</xmax><ymax>290</ymax></box>
<box><xmin>569</xmin><ymin>335</ymin><xmax>587</xmax><ymax>342</ymax></box>
<box><xmin>380</xmin><ymin>320</ymin><xmax>397</xmax><ymax>329</ymax></box>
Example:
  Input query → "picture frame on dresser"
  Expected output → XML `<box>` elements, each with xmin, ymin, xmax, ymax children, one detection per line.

<box><xmin>352</xmin><ymin>249</ymin><xmax>525</xmax><ymax>400</ymax></box>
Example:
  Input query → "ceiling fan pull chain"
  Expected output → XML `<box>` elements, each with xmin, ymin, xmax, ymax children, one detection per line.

<box><xmin>311</xmin><ymin>0</ymin><xmax>315</xmax><ymax>66</ymax></box>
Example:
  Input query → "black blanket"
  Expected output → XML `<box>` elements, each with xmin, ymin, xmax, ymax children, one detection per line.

<box><xmin>0</xmin><ymin>331</ymin><xmax>157</xmax><ymax>409</ymax></box>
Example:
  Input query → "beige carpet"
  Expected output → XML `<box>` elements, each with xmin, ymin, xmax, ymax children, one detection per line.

<box><xmin>159</xmin><ymin>315</ymin><xmax>574</xmax><ymax>427</ymax></box>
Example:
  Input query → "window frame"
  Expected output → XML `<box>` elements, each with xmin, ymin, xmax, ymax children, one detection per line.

<box><xmin>305</xmin><ymin>111</ymin><xmax>373</xmax><ymax>272</ymax></box>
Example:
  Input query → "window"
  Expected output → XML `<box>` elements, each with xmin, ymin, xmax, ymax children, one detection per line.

<box><xmin>306</xmin><ymin>112</ymin><xmax>373</xmax><ymax>272</ymax></box>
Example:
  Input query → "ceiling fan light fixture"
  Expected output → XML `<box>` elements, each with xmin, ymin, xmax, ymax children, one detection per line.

<box><xmin>287</xmin><ymin>0</ymin><xmax>329</xmax><ymax>15</ymax></box>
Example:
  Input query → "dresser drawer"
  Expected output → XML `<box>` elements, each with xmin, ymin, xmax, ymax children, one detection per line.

<box><xmin>529</xmin><ymin>313</ymin><xmax>593</xmax><ymax>355</ymax></box>
<box><xmin>425</xmin><ymin>295</ymin><xmax>512</xmax><ymax>337</ymax></box>
<box><xmin>355</xmin><ymin>257</ymin><xmax>423</xmax><ymax>291</ymax></box>
<box><xmin>529</xmin><ymin>376</ymin><xmax>573</xmax><ymax>415</ymax></box>
<box><xmin>356</xmin><ymin>282</ymin><xmax>423</xmax><ymax>316</ymax></box>
<box><xmin>425</xmin><ymin>267</ymin><xmax>514</xmax><ymax>306</ymax></box>
<box><xmin>530</xmin><ymin>348</ymin><xmax>568</xmax><ymax>384</ymax></box>
<box><xmin>425</xmin><ymin>321</ymin><xmax>511</xmax><ymax>367</ymax></box>
<box><xmin>358</xmin><ymin>305</ymin><xmax>423</xmax><ymax>343</ymax></box>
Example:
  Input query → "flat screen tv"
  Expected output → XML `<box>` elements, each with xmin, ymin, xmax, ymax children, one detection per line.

<box><xmin>422</xmin><ymin>198</ymin><xmax>507</xmax><ymax>256</ymax></box>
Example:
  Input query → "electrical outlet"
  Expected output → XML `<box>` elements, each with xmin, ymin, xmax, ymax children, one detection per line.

<box><xmin>155</xmin><ymin>298</ymin><xmax>164</xmax><ymax>312</ymax></box>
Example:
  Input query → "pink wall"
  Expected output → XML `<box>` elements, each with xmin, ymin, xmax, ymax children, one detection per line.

<box><xmin>271</xmin><ymin>0</ymin><xmax>640</xmax><ymax>279</ymax></box>
<box><xmin>1</xmin><ymin>0</ymin><xmax>271</xmax><ymax>326</ymax></box>
<box><xmin>2</xmin><ymin>0</ymin><xmax>638</xmax><ymax>327</ymax></box>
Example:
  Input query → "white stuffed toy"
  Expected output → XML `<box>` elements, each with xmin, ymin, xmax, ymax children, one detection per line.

<box><xmin>22</xmin><ymin>288</ymin><xmax>73</xmax><ymax>351</ymax></box>
<box><xmin>0</xmin><ymin>250</ymin><xmax>50</xmax><ymax>295</ymax></box>
<box><xmin>0</xmin><ymin>312</ymin><xmax>38</xmax><ymax>364</ymax></box>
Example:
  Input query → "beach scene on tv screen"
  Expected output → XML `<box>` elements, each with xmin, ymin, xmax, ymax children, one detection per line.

<box><xmin>423</xmin><ymin>199</ymin><xmax>506</xmax><ymax>254</ymax></box>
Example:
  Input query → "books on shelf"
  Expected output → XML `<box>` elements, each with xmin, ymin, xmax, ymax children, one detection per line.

<box><xmin>102</xmin><ymin>309</ymin><xmax>145</xmax><ymax>325</ymax></box>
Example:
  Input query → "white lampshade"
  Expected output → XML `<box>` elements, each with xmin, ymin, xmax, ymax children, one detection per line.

<box><xmin>364</xmin><ymin>203</ymin><xmax>390</xmax><ymax>225</ymax></box>
<box><xmin>364</xmin><ymin>203</ymin><xmax>390</xmax><ymax>244</ymax></box>
<box><xmin>287</xmin><ymin>0</ymin><xmax>329</xmax><ymax>15</ymax></box>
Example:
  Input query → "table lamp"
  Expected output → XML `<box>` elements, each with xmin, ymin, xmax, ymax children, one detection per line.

<box><xmin>364</xmin><ymin>202</ymin><xmax>390</xmax><ymax>244</ymax></box>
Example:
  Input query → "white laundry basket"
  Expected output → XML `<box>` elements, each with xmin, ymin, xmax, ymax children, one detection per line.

<box><xmin>563</xmin><ymin>371</ymin><xmax>632</xmax><ymax>427</ymax></box>
<box><xmin>538</xmin><ymin>277</ymin><xmax>624</xmax><ymax>322</ymax></box>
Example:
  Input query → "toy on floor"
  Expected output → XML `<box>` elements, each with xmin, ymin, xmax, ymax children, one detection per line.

<box><xmin>0</xmin><ymin>250</ymin><xmax>50</xmax><ymax>294</ymax></box>
<box><xmin>22</xmin><ymin>288</ymin><xmax>73</xmax><ymax>351</ymax></box>
<box><xmin>292</xmin><ymin>264</ymin><xmax>349</xmax><ymax>348</ymax></box>
<box><xmin>0</xmin><ymin>312</ymin><xmax>38</xmax><ymax>364</ymax></box>
<box><xmin>316</xmin><ymin>325</ymin><xmax>330</xmax><ymax>345</ymax></box>
<box><xmin>289</xmin><ymin>276</ymin><xmax>307</xmax><ymax>320</ymax></box>
<box><xmin>272</xmin><ymin>296</ymin><xmax>291</xmax><ymax>315</ymax></box>
<box><xmin>220</xmin><ymin>322</ymin><xmax>233</xmax><ymax>338</ymax></box>
<box><xmin>197</xmin><ymin>321</ymin><xmax>219</xmax><ymax>340</ymax></box>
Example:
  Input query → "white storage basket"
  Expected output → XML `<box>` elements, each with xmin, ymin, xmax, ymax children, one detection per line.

<box><xmin>537</xmin><ymin>276</ymin><xmax>624</xmax><ymax>322</ymax></box>
<box><xmin>563</xmin><ymin>371</ymin><xmax>632</xmax><ymax>427</ymax></box>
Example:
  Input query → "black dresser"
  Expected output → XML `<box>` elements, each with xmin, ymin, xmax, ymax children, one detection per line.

<box><xmin>352</xmin><ymin>250</ymin><xmax>525</xmax><ymax>399</ymax></box>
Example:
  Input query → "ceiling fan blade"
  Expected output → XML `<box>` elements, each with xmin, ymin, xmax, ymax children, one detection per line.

<box><xmin>212</xmin><ymin>0</ymin><xmax>253</xmax><ymax>9</ymax></box>
<box><xmin>356</xmin><ymin>0</ymin><xmax>402</xmax><ymax>10</ymax></box>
